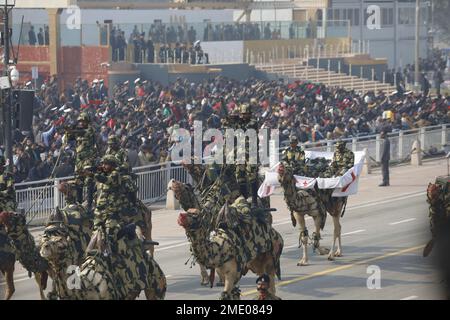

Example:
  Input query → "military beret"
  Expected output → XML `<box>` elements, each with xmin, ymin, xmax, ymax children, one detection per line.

<box><xmin>256</xmin><ymin>274</ymin><xmax>270</xmax><ymax>284</ymax></box>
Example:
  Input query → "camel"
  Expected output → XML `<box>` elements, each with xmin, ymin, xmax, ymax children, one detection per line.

<box><xmin>423</xmin><ymin>182</ymin><xmax>449</xmax><ymax>257</ymax></box>
<box><xmin>0</xmin><ymin>211</ymin><xmax>48</xmax><ymax>300</ymax></box>
<box><xmin>39</xmin><ymin>206</ymin><xmax>166</xmax><ymax>300</ymax></box>
<box><xmin>277</xmin><ymin>164</ymin><xmax>331</xmax><ymax>266</ymax></box>
<box><xmin>0</xmin><ymin>227</ymin><xmax>16</xmax><ymax>300</ymax></box>
<box><xmin>177</xmin><ymin>186</ymin><xmax>283</xmax><ymax>300</ymax></box>
<box><xmin>178</xmin><ymin>199</ymin><xmax>283</xmax><ymax>300</ymax></box>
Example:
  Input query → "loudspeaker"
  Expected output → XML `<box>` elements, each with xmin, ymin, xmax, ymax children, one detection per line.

<box><xmin>13</xmin><ymin>89</ymin><xmax>35</xmax><ymax>132</ymax></box>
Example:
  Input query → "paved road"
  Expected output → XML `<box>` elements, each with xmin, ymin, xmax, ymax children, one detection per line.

<box><xmin>1</xmin><ymin>190</ymin><xmax>445</xmax><ymax>300</ymax></box>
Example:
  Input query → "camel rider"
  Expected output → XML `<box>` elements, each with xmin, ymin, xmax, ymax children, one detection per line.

<box><xmin>282</xmin><ymin>135</ymin><xmax>306</xmax><ymax>175</ymax></box>
<box><xmin>329</xmin><ymin>140</ymin><xmax>354</xmax><ymax>176</ymax></box>
<box><xmin>105</xmin><ymin>135</ymin><xmax>130</xmax><ymax>173</ymax></box>
<box><xmin>91</xmin><ymin>155</ymin><xmax>129</xmax><ymax>240</ymax></box>
<box><xmin>55</xmin><ymin>181</ymin><xmax>92</xmax><ymax>248</ymax></box>
<box><xmin>236</xmin><ymin>103</ymin><xmax>259</xmax><ymax>207</ymax></box>
<box><xmin>253</xmin><ymin>274</ymin><xmax>281</xmax><ymax>300</ymax></box>
<box><xmin>0</xmin><ymin>156</ymin><xmax>16</xmax><ymax>212</ymax></box>
<box><xmin>0</xmin><ymin>155</ymin><xmax>16</xmax><ymax>268</ymax></box>
<box><xmin>68</xmin><ymin>112</ymin><xmax>98</xmax><ymax>213</ymax></box>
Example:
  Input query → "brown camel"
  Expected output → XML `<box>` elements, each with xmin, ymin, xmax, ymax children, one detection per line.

<box><xmin>277</xmin><ymin>164</ymin><xmax>330</xmax><ymax>266</ymax></box>
<box><xmin>178</xmin><ymin>197</ymin><xmax>283</xmax><ymax>300</ymax></box>
<box><xmin>0</xmin><ymin>211</ymin><xmax>48</xmax><ymax>300</ymax></box>
<box><xmin>39</xmin><ymin>202</ymin><xmax>165</xmax><ymax>300</ymax></box>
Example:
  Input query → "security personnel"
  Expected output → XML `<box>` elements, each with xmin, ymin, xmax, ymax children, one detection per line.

<box><xmin>253</xmin><ymin>274</ymin><xmax>281</xmax><ymax>300</ymax></box>
<box><xmin>105</xmin><ymin>135</ymin><xmax>130</xmax><ymax>173</ymax></box>
<box><xmin>68</xmin><ymin>112</ymin><xmax>98</xmax><ymax>212</ymax></box>
<box><xmin>92</xmin><ymin>155</ymin><xmax>127</xmax><ymax>238</ymax></box>
<box><xmin>236</xmin><ymin>103</ymin><xmax>259</xmax><ymax>207</ymax></box>
<box><xmin>56</xmin><ymin>181</ymin><xmax>92</xmax><ymax>248</ymax></box>
<box><xmin>0</xmin><ymin>156</ymin><xmax>17</xmax><ymax>212</ymax></box>
<box><xmin>329</xmin><ymin>140</ymin><xmax>354</xmax><ymax>176</ymax></box>
<box><xmin>282</xmin><ymin>136</ymin><xmax>306</xmax><ymax>175</ymax></box>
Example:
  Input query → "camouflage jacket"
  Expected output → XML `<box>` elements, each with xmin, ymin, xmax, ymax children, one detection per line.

<box><xmin>330</xmin><ymin>149</ymin><xmax>354</xmax><ymax>176</ymax></box>
<box><xmin>282</xmin><ymin>146</ymin><xmax>306</xmax><ymax>174</ymax></box>
<box><xmin>75</xmin><ymin>126</ymin><xmax>98</xmax><ymax>162</ymax></box>
<box><xmin>105</xmin><ymin>147</ymin><xmax>130</xmax><ymax>172</ymax></box>
<box><xmin>0</xmin><ymin>172</ymin><xmax>16</xmax><ymax>211</ymax></box>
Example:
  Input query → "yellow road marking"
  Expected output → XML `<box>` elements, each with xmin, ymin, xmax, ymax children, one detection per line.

<box><xmin>241</xmin><ymin>245</ymin><xmax>424</xmax><ymax>296</ymax></box>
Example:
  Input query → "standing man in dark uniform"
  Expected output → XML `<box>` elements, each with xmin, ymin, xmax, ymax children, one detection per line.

<box><xmin>253</xmin><ymin>274</ymin><xmax>281</xmax><ymax>300</ymax></box>
<box><xmin>379</xmin><ymin>131</ymin><xmax>390</xmax><ymax>186</ymax></box>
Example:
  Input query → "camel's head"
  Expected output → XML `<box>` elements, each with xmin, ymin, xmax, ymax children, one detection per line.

<box><xmin>168</xmin><ymin>179</ymin><xmax>185</xmax><ymax>200</ymax></box>
<box><xmin>0</xmin><ymin>211</ymin><xmax>27</xmax><ymax>234</ymax></box>
<box><xmin>40</xmin><ymin>227</ymin><xmax>70</xmax><ymax>261</ymax></box>
<box><xmin>0</xmin><ymin>211</ymin><xmax>13</xmax><ymax>226</ymax></box>
<box><xmin>177</xmin><ymin>208</ymin><xmax>201</xmax><ymax>230</ymax></box>
<box><xmin>427</xmin><ymin>183</ymin><xmax>442</xmax><ymax>204</ymax></box>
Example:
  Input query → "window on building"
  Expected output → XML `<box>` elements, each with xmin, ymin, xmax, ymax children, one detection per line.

<box><xmin>327</xmin><ymin>8</ymin><xmax>334</xmax><ymax>20</ymax></box>
<box><xmin>382</xmin><ymin>8</ymin><xmax>394</xmax><ymax>26</ymax></box>
<box><xmin>334</xmin><ymin>8</ymin><xmax>340</xmax><ymax>20</ymax></box>
<box><xmin>354</xmin><ymin>8</ymin><xmax>360</xmax><ymax>26</ymax></box>
<box><xmin>399</xmin><ymin>7</ymin><xmax>415</xmax><ymax>25</ymax></box>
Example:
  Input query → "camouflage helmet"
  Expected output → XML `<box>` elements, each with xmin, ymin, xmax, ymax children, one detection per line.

<box><xmin>108</xmin><ymin>135</ymin><xmax>120</xmax><ymax>146</ymax></box>
<box><xmin>77</xmin><ymin>112</ymin><xmax>90</xmax><ymax>122</ymax></box>
<box><xmin>240</xmin><ymin>103</ymin><xmax>251</xmax><ymax>114</ymax></box>
<box><xmin>101</xmin><ymin>154</ymin><xmax>118</xmax><ymax>167</ymax></box>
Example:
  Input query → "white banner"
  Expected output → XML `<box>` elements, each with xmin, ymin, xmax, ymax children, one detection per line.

<box><xmin>257</xmin><ymin>151</ymin><xmax>366</xmax><ymax>198</ymax></box>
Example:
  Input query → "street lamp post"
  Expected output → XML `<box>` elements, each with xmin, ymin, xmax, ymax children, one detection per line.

<box><xmin>414</xmin><ymin>0</ymin><xmax>420</xmax><ymax>87</ymax></box>
<box><xmin>1</xmin><ymin>0</ymin><xmax>15</xmax><ymax>170</ymax></box>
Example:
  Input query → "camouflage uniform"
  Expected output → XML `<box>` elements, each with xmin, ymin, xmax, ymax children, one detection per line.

<box><xmin>69</xmin><ymin>113</ymin><xmax>98</xmax><ymax>211</ymax></box>
<box><xmin>235</xmin><ymin>104</ymin><xmax>260</xmax><ymax>206</ymax></box>
<box><xmin>329</xmin><ymin>140</ymin><xmax>354</xmax><ymax>176</ymax></box>
<box><xmin>0</xmin><ymin>156</ymin><xmax>16</xmax><ymax>265</ymax></box>
<box><xmin>105</xmin><ymin>135</ymin><xmax>129</xmax><ymax>173</ymax></box>
<box><xmin>282</xmin><ymin>136</ymin><xmax>306</xmax><ymax>175</ymax></box>
<box><xmin>0</xmin><ymin>156</ymin><xmax>17</xmax><ymax>212</ymax></box>
<box><xmin>93</xmin><ymin>155</ymin><xmax>128</xmax><ymax>235</ymax></box>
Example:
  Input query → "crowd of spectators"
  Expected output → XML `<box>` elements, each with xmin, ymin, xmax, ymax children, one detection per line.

<box><xmin>1</xmin><ymin>70</ymin><xmax>449</xmax><ymax>184</ymax></box>
<box><xmin>385</xmin><ymin>49</ymin><xmax>448</xmax><ymax>96</ymax></box>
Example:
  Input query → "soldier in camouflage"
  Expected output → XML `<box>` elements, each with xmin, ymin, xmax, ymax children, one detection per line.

<box><xmin>105</xmin><ymin>135</ymin><xmax>129</xmax><ymax>173</ymax></box>
<box><xmin>68</xmin><ymin>112</ymin><xmax>98</xmax><ymax>213</ymax></box>
<box><xmin>0</xmin><ymin>156</ymin><xmax>17</xmax><ymax>212</ymax></box>
<box><xmin>253</xmin><ymin>274</ymin><xmax>281</xmax><ymax>300</ymax></box>
<box><xmin>329</xmin><ymin>140</ymin><xmax>354</xmax><ymax>176</ymax></box>
<box><xmin>0</xmin><ymin>155</ymin><xmax>16</xmax><ymax>270</ymax></box>
<box><xmin>235</xmin><ymin>104</ymin><xmax>260</xmax><ymax>207</ymax></box>
<box><xmin>282</xmin><ymin>136</ymin><xmax>306</xmax><ymax>175</ymax></box>
<box><xmin>56</xmin><ymin>181</ymin><xmax>93</xmax><ymax>249</ymax></box>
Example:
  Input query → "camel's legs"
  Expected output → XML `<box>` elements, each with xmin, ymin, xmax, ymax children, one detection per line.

<box><xmin>334</xmin><ymin>214</ymin><xmax>343</xmax><ymax>257</ymax></box>
<box><xmin>295</xmin><ymin>212</ymin><xmax>309</xmax><ymax>266</ymax></box>
<box><xmin>4</xmin><ymin>266</ymin><xmax>15</xmax><ymax>300</ymax></box>
<box><xmin>34</xmin><ymin>272</ymin><xmax>47</xmax><ymax>300</ymax></box>
<box><xmin>219</xmin><ymin>260</ymin><xmax>239</xmax><ymax>300</ymax></box>
<box><xmin>312</xmin><ymin>214</ymin><xmax>330</xmax><ymax>256</ymax></box>
<box><xmin>199</xmin><ymin>264</ymin><xmax>210</xmax><ymax>286</ymax></box>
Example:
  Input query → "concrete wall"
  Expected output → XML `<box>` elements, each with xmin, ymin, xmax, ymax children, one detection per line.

<box><xmin>201</xmin><ymin>41</ymin><xmax>244</xmax><ymax>64</ymax></box>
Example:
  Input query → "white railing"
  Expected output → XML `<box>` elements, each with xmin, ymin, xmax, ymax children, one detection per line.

<box><xmin>18</xmin><ymin>163</ymin><xmax>192</xmax><ymax>225</ymax></box>
<box><xmin>17</xmin><ymin>124</ymin><xmax>448</xmax><ymax>225</ymax></box>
